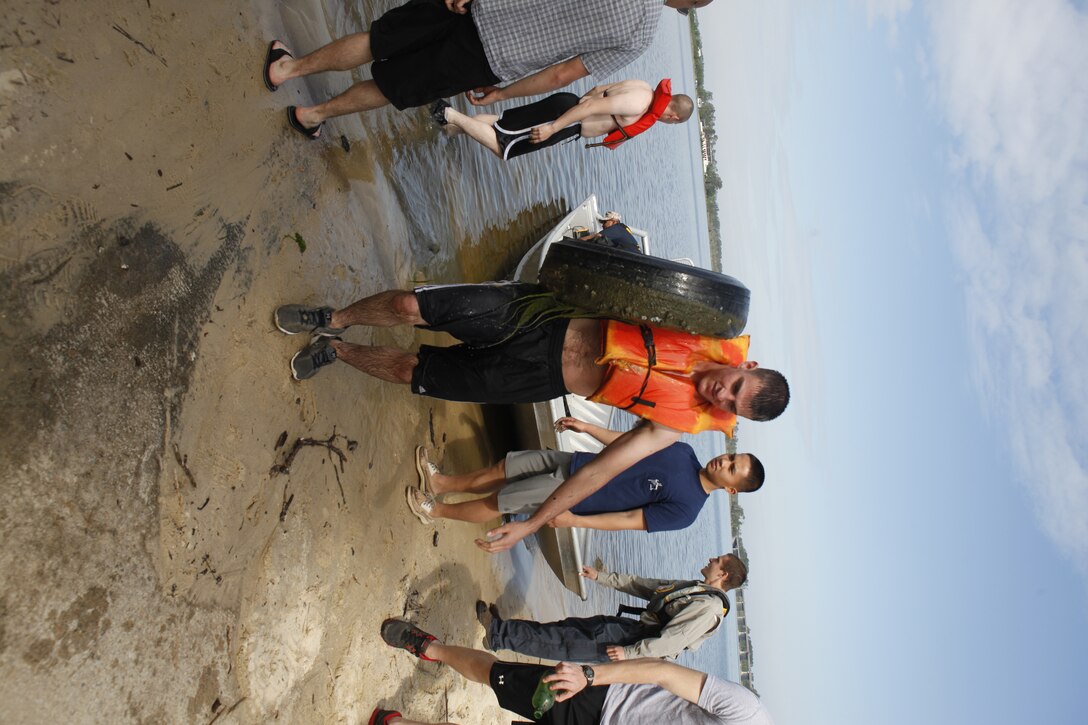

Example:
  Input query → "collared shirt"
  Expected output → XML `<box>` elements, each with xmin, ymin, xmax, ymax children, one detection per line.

<box><xmin>472</xmin><ymin>0</ymin><xmax>663</xmax><ymax>81</ymax></box>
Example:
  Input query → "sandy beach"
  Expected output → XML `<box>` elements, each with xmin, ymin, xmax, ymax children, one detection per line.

<box><xmin>0</xmin><ymin>1</ymin><xmax>540</xmax><ymax>721</ymax></box>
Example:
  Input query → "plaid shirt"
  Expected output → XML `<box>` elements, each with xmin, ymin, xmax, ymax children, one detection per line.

<box><xmin>472</xmin><ymin>0</ymin><xmax>663</xmax><ymax>81</ymax></box>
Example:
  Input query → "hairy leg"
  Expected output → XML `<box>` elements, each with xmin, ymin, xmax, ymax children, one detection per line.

<box><xmin>270</xmin><ymin>32</ymin><xmax>374</xmax><ymax>87</ymax></box>
<box><xmin>426</xmin><ymin>642</ymin><xmax>498</xmax><ymax>685</ymax></box>
<box><xmin>444</xmin><ymin>108</ymin><xmax>502</xmax><ymax>157</ymax></box>
<box><xmin>294</xmin><ymin>80</ymin><xmax>392</xmax><ymax>127</ymax></box>
<box><xmin>331</xmin><ymin>342</ymin><xmax>417</xmax><ymax>384</ymax></box>
<box><xmin>331</xmin><ymin>290</ymin><xmax>423</xmax><ymax>329</ymax></box>
<box><xmin>431</xmin><ymin>459</ymin><xmax>507</xmax><ymax>495</ymax></box>
<box><xmin>431</xmin><ymin>493</ymin><xmax>501</xmax><ymax>524</ymax></box>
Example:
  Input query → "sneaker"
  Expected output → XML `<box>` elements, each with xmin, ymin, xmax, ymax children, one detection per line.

<box><xmin>429</xmin><ymin>99</ymin><xmax>451</xmax><ymax>127</ymax></box>
<box><xmin>368</xmin><ymin>708</ymin><xmax>401</xmax><ymax>725</ymax></box>
<box><xmin>406</xmin><ymin>487</ymin><xmax>436</xmax><ymax>525</ymax></box>
<box><xmin>290</xmin><ymin>336</ymin><xmax>339</xmax><ymax>381</ymax></box>
<box><xmin>381</xmin><ymin>618</ymin><xmax>437</xmax><ymax>661</ymax></box>
<box><xmin>274</xmin><ymin>304</ymin><xmax>345</xmax><ymax>336</ymax></box>
<box><xmin>414</xmin><ymin>445</ymin><xmax>439</xmax><ymax>496</ymax></box>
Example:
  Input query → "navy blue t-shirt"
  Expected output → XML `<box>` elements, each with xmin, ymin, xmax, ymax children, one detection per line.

<box><xmin>599</xmin><ymin>224</ymin><xmax>642</xmax><ymax>253</ymax></box>
<box><xmin>567</xmin><ymin>443</ymin><xmax>708</xmax><ymax>532</ymax></box>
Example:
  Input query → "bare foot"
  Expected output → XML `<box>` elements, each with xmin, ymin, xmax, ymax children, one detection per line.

<box><xmin>266</xmin><ymin>40</ymin><xmax>294</xmax><ymax>88</ymax></box>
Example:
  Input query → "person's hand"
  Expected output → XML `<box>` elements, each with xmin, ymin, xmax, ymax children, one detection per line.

<box><xmin>554</xmin><ymin>417</ymin><xmax>588</xmax><ymax>434</ymax></box>
<box><xmin>605</xmin><ymin>645</ymin><xmax>626</xmax><ymax>661</ymax></box>
<box><xmin>475</xmin><ymin>520</ymin><xmax>536</xmax><ymax>553</ymax></box>
<box><xmin>544</xmin><ymin>662</ymin><xmax>588</xmax><ymax>702</ymax></box>
<box><xmin>445</xmin><ymin>0</ymin><xmax>472</xmax><ymax>14</ymax></box>
<box><xmin>465</xmin><ymin>85</ymin><xmax>503</xmax><ymax>106</ymax></box>
<box><xmin>546</xmin><ymin>511</ymin><xmax>579</xmax><ymax>528</ymax></box>
<box><xmin>530</xmin><ymin>123</ymin><xmax>556</xmax><ymax>143</ymax></box>
<box><xmin>579</xmin><ymin>565</ymin><xmax>599</xmax><ymax>580</ymax></box>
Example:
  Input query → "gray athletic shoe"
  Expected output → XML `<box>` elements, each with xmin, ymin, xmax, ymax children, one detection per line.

<box><xmin>406</xmin><ymin>486</ymin><xmax>436</xmax><ymax>525</ymax></box>
<box><xmin>290</xmin><ymin>337</ymin><xmax>338</xmax><ymax>381</ymax></box>
<box><xmin>274</xmin><ymin>304</ymin><xmax>345</xmax><ymax>336</ymax></box>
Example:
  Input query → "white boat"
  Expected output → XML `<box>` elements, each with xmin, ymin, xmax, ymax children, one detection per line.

<box><xmin>509</xmin><ymin>195</ymin><xmax>652</xmax><ymax>600</ymax></box>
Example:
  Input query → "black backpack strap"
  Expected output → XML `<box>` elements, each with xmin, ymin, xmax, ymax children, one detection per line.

<box><xmin>618</xmin><ymin>324</ymin><xmax>658</xmax><ymax>410</ymax></box>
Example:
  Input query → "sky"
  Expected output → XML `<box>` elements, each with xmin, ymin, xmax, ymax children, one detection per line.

<box><xmin>698</xmin><ymin>1</ymin><xmax>1088</xmax><ymax>723</ymax></box>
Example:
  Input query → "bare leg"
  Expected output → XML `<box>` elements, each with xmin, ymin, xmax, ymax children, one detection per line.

<box><xmin>331</xmin><ymin>342</ymin><xmax>417</xmax><ymax>384</ymax></box>
<box><xmin>444</xmin><ymin>108</ymin><xmax>503</xmax><ymax>157</ymax></box>
<box><xmin>443</xmin><ymin>112</ymin><xmax>498</xmax><ymax>138</ymax></box>
<box><xmin>295</xmin><ymin>80</ymin><xmax>392</xmax><ymax>127</ymax></box>
<box><xmin>331</xmin><ymin>290</ymin><xmax>423</xmax><ymax>329</ymax></box>
<box><xmin>388</xmin><ymin>717</ymin><xmax>458</xmax><ymax>725</ymax></box>
<box><xmin>431</xmin><ymin>459</ymin><xmax>507</xmax><ymax>496</ymax></box>
<box><xmin>426</xmin><ymin>642</ymin><xmax>498</xmax><ymax>685</ymax></box>
<box><xmin>269</xmin><ymin>33</ymin><xmax>374</xmax><ymax>86</ymax></box>
<box><xmin>431</xmin><ymin>493</ymin><xmax>501</xmax><ymax>524</ymax></box>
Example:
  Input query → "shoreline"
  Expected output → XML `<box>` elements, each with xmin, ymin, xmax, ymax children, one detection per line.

<box><xmin>0</xmin><ymin>1</ymin><xmax>535</xmax><ymax>721</ymax></box>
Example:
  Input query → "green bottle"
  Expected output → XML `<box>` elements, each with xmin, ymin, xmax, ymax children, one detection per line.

<box><xmin>531</xmin><ymin>669</ymin><xmax>558</xmax><ymax>719</ymax></box>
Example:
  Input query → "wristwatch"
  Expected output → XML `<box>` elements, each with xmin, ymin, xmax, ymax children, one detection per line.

<box><xmin>581</xmin><ymin>665</ymin><xmax>595</xmax><ymax>686</ymax></box>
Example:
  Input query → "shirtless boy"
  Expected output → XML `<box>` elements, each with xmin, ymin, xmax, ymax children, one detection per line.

<box><xmin>432</xmin><ymin>79</ymin><xmax>694</xmax><ymax>160</ymax></box>
<box><xmin>274</xmin><ymin>282</ymin><xmax>789</xmax><ymax>553</ymax></box>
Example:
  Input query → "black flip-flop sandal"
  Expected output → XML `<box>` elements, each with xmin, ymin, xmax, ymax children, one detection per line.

<box><xmin>286</xmin><ymin>106</ymin><xmax>323</xmax><ymax>140</ymax></box>
<box><xmin>263</xmin><ymin>40</ymin><xmax>293</xmax><ymax>92</ymax></box>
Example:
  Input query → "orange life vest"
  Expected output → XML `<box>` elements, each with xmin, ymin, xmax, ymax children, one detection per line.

<box><xmin>588</xmin><ymin>321</ymin><xmax>750</xmax><ymax>436</ymax></box>
<box><xmin>586</xmin><ymin>79</ymin><xmax>673</xmax><ymax>150</ymax></box>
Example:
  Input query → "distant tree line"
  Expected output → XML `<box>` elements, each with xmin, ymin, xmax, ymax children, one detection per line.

<box><xmin>688</xmin><ymin>15</ymin><xmax>723</xmax><ymax>272</ymax></box>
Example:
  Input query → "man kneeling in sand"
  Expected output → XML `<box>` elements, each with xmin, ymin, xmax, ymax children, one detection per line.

<box><xmin>431</xmin><ymin>79</ymin><xmax>693</xmax><ymax>160</ymax></box>
<box><xmin>374</xmin><ymin>617</ymin><xmax>776</xmax><ymax>724</ymax></box>
<box><xmin>406</xmin><ymin>417</ymin><xmax>763</xmax><ymax>531</ymax></box>
<box><xmin>274</xmin><ymin>281</ymin><xmax>789</xmax><ymax>552</ymax></box>
<box><xmin>476</xmin><ymin>555</ymin><xmax>745</xmax><ymax>663</ymax></box>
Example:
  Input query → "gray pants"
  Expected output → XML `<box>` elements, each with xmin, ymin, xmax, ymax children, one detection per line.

<box><xmin>489</xmin><ymin>615</ymin><xmax>657</xmax><ymax>663</ymax></box>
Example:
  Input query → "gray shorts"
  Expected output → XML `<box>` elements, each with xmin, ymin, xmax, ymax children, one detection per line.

<box><xmin>497</xmin><ymin>450</ymin><xmax>575</xmax><ymax>514</ymax></box>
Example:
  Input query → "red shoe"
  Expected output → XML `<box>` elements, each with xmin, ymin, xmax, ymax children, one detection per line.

<box><xmin>381</xmin><ymin>618</ymin><xmax>438</xmax><ymax>661</ymax></box>
<box><xmin>368</xmin><ymin>708</ymin><xmax>401</xmax><ymax>725</ymax></box>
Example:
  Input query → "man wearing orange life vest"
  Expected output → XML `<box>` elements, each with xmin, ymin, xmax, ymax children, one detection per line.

<box><xmin>274</xmin><ymin>282</ymin><xmax>789</xmax><ymax>552</ymax></box>
<box><xmin>431</xmin><ymin>79</ymin><xmax>694</xmax><ymax>161</ymax></box>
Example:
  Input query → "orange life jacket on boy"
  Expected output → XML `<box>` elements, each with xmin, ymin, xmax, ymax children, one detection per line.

<box><xmin>588</xmin><ymin>320</ymin><xmax>750</xmax><ymax>435</ymax></box>
<box><xmin>586</xmin><ymin>79</ymin><xmax>673</xmax><ymax>150</ymax></box>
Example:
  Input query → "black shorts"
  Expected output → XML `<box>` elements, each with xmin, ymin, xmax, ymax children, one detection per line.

<box><xmin>489</xmin><ymin>662</ymin><xmax>608</xmax><ymax>725</ymax></box>
<box><xmin>494</xmin><ymin>93</ymin><xmax>583</xmax><ymax>160</ymax></box>
<box><xmin>370</xmin><ymin>0</ymin><xmax>501</xmax><ymax>110</ymax></box>
<box><xmin>411</xmin><ymin>282</ymin><xmax>569</xmax><ymax>404</ymax></box>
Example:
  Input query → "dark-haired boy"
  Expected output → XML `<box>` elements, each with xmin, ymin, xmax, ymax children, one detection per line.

<box><xmin>406</xmin><ymin>418</ymin><xmax>764</xmax><ymax>534</ymax></box>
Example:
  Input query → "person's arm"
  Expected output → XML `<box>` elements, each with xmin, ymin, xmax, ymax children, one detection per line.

<box><xmin>475</xmin><ymin>421</ymin><xmax>681</xmax><ymax>553</ymax></box>
<box><xmin>619</xmin><ymin>602</ymin><xmax>720</xmax><ymax>661</ymax></box>
<box><xmin>547</xmin><ymin>509</ymin><xmax>647</xmax><ymax>531</ymax></box>
<box><xmin>553</xmin><ymin>416</ymin><xmax>623</xmax><ymax>445</ymax></box>
<box><xmin>530</xmin><ymin>89</ymin><xmax>652</xmax><ymax>143</ymax></box>
<box><xmin>545</xmin><ymin>659</ymin><xmax>707</xmax><ymax>707</ymax></box>
<box><xmin>466</xmin><ymin>57</ymin><xmax>589</xmax><ymax>107</ymax></box>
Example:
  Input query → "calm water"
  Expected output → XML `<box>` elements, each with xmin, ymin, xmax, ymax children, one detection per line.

<box><xmin>301</xmin><ymin>0</ymin><xmax>738</xmax><ymax>680</ymax></box>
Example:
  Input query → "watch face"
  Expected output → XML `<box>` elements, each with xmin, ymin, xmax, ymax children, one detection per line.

<box><xmin>582</xmin><ymin>665</ymin><xmax>595</xmax><ymax>683</ymax></box>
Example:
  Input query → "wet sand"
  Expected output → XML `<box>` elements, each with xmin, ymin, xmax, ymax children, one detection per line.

<box><xmin>0</xmin><ymin>2</ymin><xmax>550</xmax><ymax>722</ymax></box>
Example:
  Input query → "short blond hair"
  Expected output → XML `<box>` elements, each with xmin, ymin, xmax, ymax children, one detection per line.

<box><xmin>669</xmin><ymin>94</ymin><xmax>695</xmax><ymax>122</ymax></box>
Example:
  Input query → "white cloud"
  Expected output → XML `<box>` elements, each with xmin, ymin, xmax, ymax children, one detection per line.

<box><xmin>927</xmin><ymin>0</ymin><xmax>1088</xmax><ymax>573</ymax></box>
<box><xmin>862</xmin><ymin>0</ymin><xmax>914</xmax><ymax>43</ymax></box>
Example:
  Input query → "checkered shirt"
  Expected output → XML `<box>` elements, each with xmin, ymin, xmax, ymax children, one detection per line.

<box><xmin>471</xmin><ymin>0</ymin><xmax>664</xmax><ymax>81</ymax></box>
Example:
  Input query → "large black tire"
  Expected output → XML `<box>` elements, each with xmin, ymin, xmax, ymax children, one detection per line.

<box><xmin>538</xmin><ymin>240</ymin><xmax>750</xmax><ymax>339</ymax></box>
